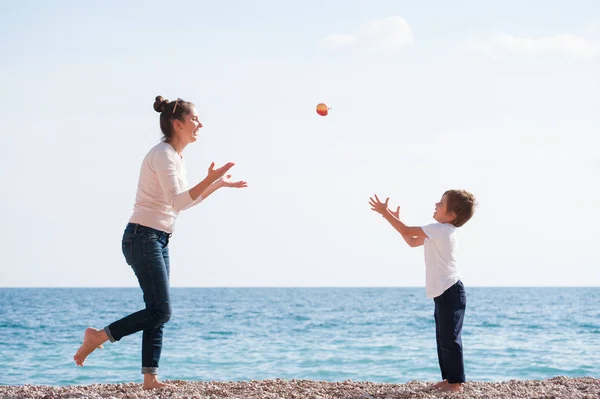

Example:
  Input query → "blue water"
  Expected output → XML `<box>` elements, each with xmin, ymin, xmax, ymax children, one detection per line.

<box><xmin>0</xmin><ymin>288</ymin><xmax>598</xmax><ymax>386</ymax></box>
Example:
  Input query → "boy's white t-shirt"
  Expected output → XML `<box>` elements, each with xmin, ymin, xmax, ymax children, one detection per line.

<box><xmin>421</xmin><ymin>222</ymin><xmax>460</xmax><ymax>299</ymax></box>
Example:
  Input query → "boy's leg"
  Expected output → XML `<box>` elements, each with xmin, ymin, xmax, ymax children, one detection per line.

<box><xmin>436</xmin><ymin>281</ymin><xmax>466</xmax><ymax>384</ymax></box>
<box><xmin>434</xmin><ymin>303</ymin><xmax>446</xmax><ymax>381</ymax></box>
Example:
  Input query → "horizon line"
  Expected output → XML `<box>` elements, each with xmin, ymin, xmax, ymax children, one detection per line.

<box><xmin>1</xmin><ymin>285</ymin><xmax>599</xmax><ymax>289</ymax></box>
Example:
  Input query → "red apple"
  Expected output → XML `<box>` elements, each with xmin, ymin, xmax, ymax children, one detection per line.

<box><xmin>316</xmin><ymin>103</ymin><xmax>329</xmax><ymax>116</ymax></box>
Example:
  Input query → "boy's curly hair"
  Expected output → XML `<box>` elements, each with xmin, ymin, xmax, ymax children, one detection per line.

<box><xmin>444</xmin><ymin>189</ymin><xmax>477</xmax><ymax>227</ymax></box>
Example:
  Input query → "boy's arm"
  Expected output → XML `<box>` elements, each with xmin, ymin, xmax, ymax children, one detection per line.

<box><xmin>369</xmin><ymin>195</ymin><xmax>428</xmax><ymax>245</ymax></box>
<box><xmin>401</xmin><ymin>235</ymin><xmax>426</xmax><ymax>247</ymax></box>
<box><xmin>382</xmin><ymin>210</ymin><xmax>427</xmax><ymax>238</ymax></box>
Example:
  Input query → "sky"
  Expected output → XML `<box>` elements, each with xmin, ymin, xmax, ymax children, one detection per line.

<box><xmin>1</xmin><ymin>0</ymin><xmax>599</xmax><ymax>288</ymax></box>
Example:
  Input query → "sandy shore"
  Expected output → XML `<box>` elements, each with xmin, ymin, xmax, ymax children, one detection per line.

<box><xmin>0</xmin><ymin>377</ymin><xmax>598</xmax><ymax>399</ymax></box>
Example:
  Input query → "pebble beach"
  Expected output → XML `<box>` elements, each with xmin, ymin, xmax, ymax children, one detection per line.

<box><xmin>1</xmin><ymin>377</ymin><xmax>598</xmax><ymax>399</ymax></box>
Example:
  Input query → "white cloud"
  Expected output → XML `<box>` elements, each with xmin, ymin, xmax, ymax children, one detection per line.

<box><xmin>323</xmin><ymin>16</ymin><xmax>414</xmax><ymax>52</ymax></box>
<box><xmin>467</xmin><ymin>33</ymin><xmax>599</xmax><ymax>57</ymax></box>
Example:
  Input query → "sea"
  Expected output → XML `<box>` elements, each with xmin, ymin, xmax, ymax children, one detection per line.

<box><xmin>0</xmin><ymin>287</ymin><xmax>598</xmax><ymax>386</ymax></box>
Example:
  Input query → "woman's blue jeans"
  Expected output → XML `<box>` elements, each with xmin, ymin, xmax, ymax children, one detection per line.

<box><xmin>104</xmin><ymin>223</ymin><xmax>172</xmax><ymax>375</ymax></box>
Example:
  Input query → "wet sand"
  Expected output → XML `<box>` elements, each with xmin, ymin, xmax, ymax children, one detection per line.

<box><xmin>1</xmin><ymin>377</ymin><xmax>598</xmax><ymax>398</ymax></box>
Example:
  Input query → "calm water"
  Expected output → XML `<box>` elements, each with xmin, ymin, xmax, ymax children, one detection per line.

<box><xmin>0</xmin><ymin>287</ymin><xmax>598</xmax><ymax>386</ymax></box>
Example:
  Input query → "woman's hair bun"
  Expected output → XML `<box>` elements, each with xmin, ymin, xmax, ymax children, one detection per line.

<box><xmin>153</xmin><ymin>95</ymin><xmax>169</xmax><ymax>113</ymax></box>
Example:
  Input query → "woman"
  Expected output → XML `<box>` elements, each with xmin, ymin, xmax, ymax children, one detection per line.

<box><xmin>73</xmin><ymin>96</ymin><xmax>247</xmax><ymax>389</ymax></box>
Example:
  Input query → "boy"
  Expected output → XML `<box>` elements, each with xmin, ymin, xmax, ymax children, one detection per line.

<box><xmin>369</xmin><ymin>189</ymin><xmax>477</xmax><ymax>393</ymax></box>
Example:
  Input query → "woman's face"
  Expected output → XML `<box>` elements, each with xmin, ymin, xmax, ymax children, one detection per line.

<box><xmin>174</xmin><ymin>106</ymin><xmax>203</xmax><ymax>144</ymax></box>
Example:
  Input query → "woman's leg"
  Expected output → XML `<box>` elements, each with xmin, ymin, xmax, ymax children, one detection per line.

<box><xmin>140</xmin><ymin>238</ymin><xmax>170</xmax><ymax>373</ymax></box>
<box><xmin>103</xmin><ymin>229</ymin><xmax>171</xmax><ymax>341</ymax></box>
<box><xmin>74</xmin><ymin>225</ymin><xmax>175</xmax><ymax>391</ymax></box>
<box><xmin>141</xmin><ymin>239</ymin><xmax>174</xmax><ymax>389</ymax></box>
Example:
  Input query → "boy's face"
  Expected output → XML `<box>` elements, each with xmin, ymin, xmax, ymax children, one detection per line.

<box><xmin>433</xmin><ymin>194</ymin><xmax>456</xmax><ymax>224</ymax></box>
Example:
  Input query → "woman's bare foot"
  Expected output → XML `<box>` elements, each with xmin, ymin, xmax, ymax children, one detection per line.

<box><xmin>73</xmin><ymin>328</ymin><xmax>109</xmax><ymax>366</ymax></box>
<box><xmin>437</xmin><ymin>381</ymin><xmax>463</xmax><ymax>393</ymax></box>
<box><xmin>143</xmin><ymin>374</ymin><xmax>176</xmax><ymax>390</ymax></box>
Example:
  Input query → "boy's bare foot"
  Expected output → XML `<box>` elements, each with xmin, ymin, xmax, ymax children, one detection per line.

<box><xmin>437</xmin><ymin>381</ymin><xmax>463</xmax><ymax>393</ymax></box>
<box><xmin>143</xmin><ymin>374</ymin><xmax>177</xmax><ymax>390</ymax></box>
<box><xmin>73</xmin><ymin>328</ymin><xmax>109</xmax><ymax>366</ymax></box>
<box><xmin>428</xmin><ymin>380</ymin><xmax>447</xmax><ymax>391</ymax></box>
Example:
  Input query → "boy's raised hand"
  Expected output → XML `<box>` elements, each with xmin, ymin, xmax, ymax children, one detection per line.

<box><xmin>390</xmin><ymin>204</ymin><xmax>400</xmax><ymax>219</ymax></box>
<box><xmin>369</xmin><ymin>194</ymin><xmax>390</xmax><ymax>216</ymax></box>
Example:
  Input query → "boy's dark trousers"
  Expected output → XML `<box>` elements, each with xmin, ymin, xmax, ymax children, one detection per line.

<box><xmin>434</xmin><ymin>280</ymin><xmax>466</xmax><ymax>383</ymax></box>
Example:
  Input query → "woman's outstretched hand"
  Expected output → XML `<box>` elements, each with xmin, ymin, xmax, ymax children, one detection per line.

<box><xmin>206</xmin><ymin>162</ymin><xmax>235</xmax><ymax>183</ymax></box>
<box><xmin>219</xmin><ymin>174</ymin><xmax>248</xmax><ymax>188</ymax></box>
